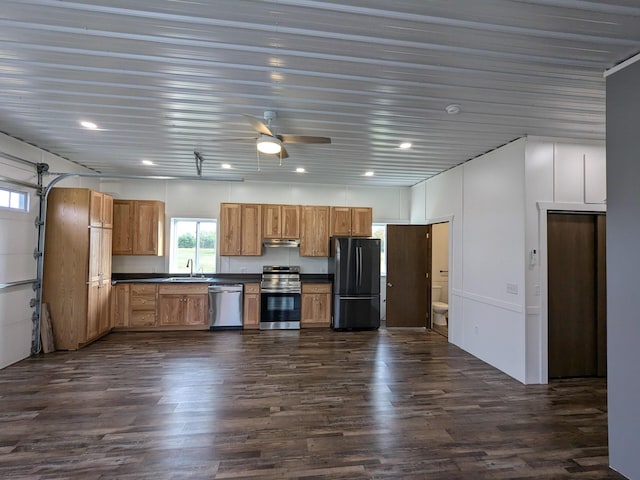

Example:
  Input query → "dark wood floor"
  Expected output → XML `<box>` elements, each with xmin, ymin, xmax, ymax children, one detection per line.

<box><xmin>0</xmin><ymin>329</ymin><xmax>624</xmax><ymax>479</ymax></box>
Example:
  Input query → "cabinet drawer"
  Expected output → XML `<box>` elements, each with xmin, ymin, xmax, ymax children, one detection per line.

<box><xmin>302</xmin><ymin>283</ymin><xmax>331</xmax><ymax>294</ymax></box>
<box><xmin>158</xmin><ymin>284</ymin><xmax>208</xmax><ymax>295</ymax></box>
<box><xmin>244</xmin><ymin>283</ymin><xmax>260</xmax><ymax>294</ymax></box>
<box><xmin>130</xmin><ymin>310</ymin><xmax>157</xmax><ymax>327</ymax></box>
<box><xmin>130</xmin><ymin>284</ymin><xmax>157</xmax><ymax>309</ymax></box>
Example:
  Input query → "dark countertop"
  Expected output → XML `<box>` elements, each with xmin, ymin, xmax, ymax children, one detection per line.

<box><xmin>111</xmin><ymin>273</ymin><xmax>332</xmax><ymax>285</ymax></box>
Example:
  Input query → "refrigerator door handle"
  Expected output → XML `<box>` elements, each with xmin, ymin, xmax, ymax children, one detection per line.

<box><xmin>337</xmin><ymin>295</ymin><xmax>379</xmax><ymax>300</ymax></box>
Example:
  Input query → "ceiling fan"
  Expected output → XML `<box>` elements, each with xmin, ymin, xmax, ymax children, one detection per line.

<box><xmin>238</xmin><ymin>111</ymin><xmax>331</xmax><ymax>161</ymax></box>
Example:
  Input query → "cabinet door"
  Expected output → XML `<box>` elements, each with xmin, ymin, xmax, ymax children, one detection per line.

<box><xmin>98</xmin><ymin>282</ymin><xmax>111</xmax><ymax>335</ymax></box>
<box><xmin>243</xmin><ymin>283</ymin><xmax>261</xmax><ymax>329</ymax></box>
<box><xmin>330</xmin><ymin>206</ymin><xmax>351</xmax><ymax>236</ymax></box>
<box><xmin>241</xmin><ymin>204</ymin><xmax>262</xmax><ymax>255</ymax></box>
<box><xmin>88</xmin><ymin>227</ymin><xmax>102</xmax><ymax>283</ymax></box>
<box><xmin>262</xmin><ymin>204</ymin><xmax>281</xmax><ymax>239</ymax></box>
<box><xmin>351</xmin><ymin>207</ymin><xmax>372</xmax><ymax>237</ymax></box>
<box><xmin>89</xmin><ymin>191</ymin><xmax>104</xmax><ymax>227</ymax></box>
<box><xmin>301</xmin><ymin>284</ymin><xmax>332</xmax><ymax>327</ymax></box>
<box><xmin>219</xmin><ymin>203</ymin><xmax>242</xmax><ymax>255</ymax></box>
<box><xmin>134</xmin><ymin>201</ymin><xmax>162</xmax><ymax>255</ymax></box>
<box><xmin>112</xmin><ymin>200</ymin><xmax>134</xmax><ymax>255</ymax></box>
<box><xmin>102</xmin><ymin>194</ymin><xmax>114</xmax><ymax>229</ymax></box>
<box><xmin>111</xmin><ymin>284</ymin><xmax>130</xmax><ymax>327</ymax></box>
<box><xmin>281</xmin><ymin>205</ymin><xmax>300</xmax><ymax>238</ymax></box>
<box><xmin>86</xmin><ymin>282</ymin><xmax>101</xmax><ymax>341</ymax></box>
<box><xmin>101</xmin><ymin>227</ymin><xmax>113</xmax><ymax>280</ymax></box>
<box><xmin>158</xmin><ymin>295</ymin><xmax>184</xmax><ymax>325</ymax></box>
<box><xmin>185</xmin><ymin>295</ymin><xmax>208</xmax><ymax>326</ymax></box>
<box><xmin>301</xmin><ymin>206</ymin><xmax>329</xmax><ymax>256</ymax></box>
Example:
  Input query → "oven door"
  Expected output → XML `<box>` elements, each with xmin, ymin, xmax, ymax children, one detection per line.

<box><xmin>260</xmin><ymin>291</ymin><xmax>301</xmax><ymax>329</ymax></box>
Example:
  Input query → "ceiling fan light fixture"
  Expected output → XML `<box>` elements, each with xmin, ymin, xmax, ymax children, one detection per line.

<box><xmin>256</xmin><ymin>135</ymin><xmax>282</xmax><ymax>154</ymax></box>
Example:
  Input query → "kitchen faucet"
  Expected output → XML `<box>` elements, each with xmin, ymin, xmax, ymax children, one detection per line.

<box><xmin>186</xmin><ymin>258</ymin><xmax>194</xmax><ymax>277</ymax></box>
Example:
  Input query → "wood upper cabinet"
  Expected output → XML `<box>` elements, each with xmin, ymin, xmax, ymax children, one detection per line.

<box><xmin>330</xmin><ymin>206</ymin><xmax>372</xmax><ymax>237</ymax></box>
<box><xmin>243</xmin><ymin>283</ymin><xmax>261</xmax><ymax>329</ymax></box>
<box><xmin>219</xmin><ymin>203</ymin><xmax>262</xmax><ymax>256</ymax></box>
<box><xmin>300</xmin><ymin>205</ymin><xmax>330</xmax><ymax>257</ymax></box>
<box><xmin>42</xmin><ymin>187</ymin><xmax>114</xmax><ymax>350</ymax></box>
<box><xmin>241</xmin><ymin>204</ymin><xmax>262</xmax><ymax>255</ymax></box>
<box><xmin>158</xmin><ymin>284</ymin><xmax>208</xmax><ymax>327</ymax></box>
<box><xmin>330</xmin><ymin>206</ymin><xmax>351</xmax><ymax>236</ymax></box>
<box><xmin>112</xmin><ymin>200</ymin><xmax>165</xmax><ymax>256</ymax></box>
<box><xmin>301</xmin><ymin>283</ymin><xmax>332</xmax><ymax>328</ymax></box>
<box><xmin>89</xmin><ymin>191</ymin><xmax>113</xmax><ymax>228</ymax></box>
<box><xmin>112</xmin><ymin>200</ymin><xmax>134</xmax><ymax>255</ymax></box>
<box><xmin>263</xmin><ymin>204</ymin><xmax>300</xmax><ymax>239</ymax></box>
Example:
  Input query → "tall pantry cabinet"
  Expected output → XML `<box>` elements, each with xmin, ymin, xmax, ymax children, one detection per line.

<box><xmin>42</xmin><ymin>188</ymin><xmax>113</xmax><ymax>350</ymax></box>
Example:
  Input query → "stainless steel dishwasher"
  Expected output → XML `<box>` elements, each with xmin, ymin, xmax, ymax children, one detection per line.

<box><xmin>208</xmin><ymin>284</ymin><xmax>244</xmax><ymax>330</ymax></box>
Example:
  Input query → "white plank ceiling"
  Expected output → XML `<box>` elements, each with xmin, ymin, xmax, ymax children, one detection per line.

<box><xmin>1</xmin><ymin>0</ymin><xmax>639</xmax><ymax>186</ymax></box>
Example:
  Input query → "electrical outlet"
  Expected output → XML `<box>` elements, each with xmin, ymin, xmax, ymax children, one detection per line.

<box><xmin>506</xmin><ymin>283</ymin><xmax>518</xmax><ymax>295</ymax></box>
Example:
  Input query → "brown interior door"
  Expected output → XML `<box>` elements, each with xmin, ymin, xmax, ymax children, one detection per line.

<box><xmin>386</xmin><ymin>225</ymin><xmax>431</xmax><ymax>327</ymax></box>
<box><xmin>548</xmin><ymin>212</ymin><xmax>606</xmax><ymax>378</ymax></box>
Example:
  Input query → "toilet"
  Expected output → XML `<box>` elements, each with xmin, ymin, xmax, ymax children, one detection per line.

<box><xmin>431</xmin><ymin>285</ymin><xmax>448</xmax><ymax>326</ymax></box>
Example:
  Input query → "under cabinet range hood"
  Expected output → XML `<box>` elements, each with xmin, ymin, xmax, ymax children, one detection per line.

<box><xmin>263</xmin><ymin>238</ymin><xmax>300</xmax><ymax>248</ymax></box>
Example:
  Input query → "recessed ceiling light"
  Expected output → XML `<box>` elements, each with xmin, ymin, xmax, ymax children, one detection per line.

<box><xmin>364</xmin><ymin>171</ymin><xmax>374</xmax><ymax>177</ymax></box>
<box><xmin>141</xmin><ymin>159</ymin><xmax>154</xmax><ymax>166</ymax></box>
<box><xmin>80</xmin><ymin>120</ymin><xmax>98</xmax><ymax>130</ymax></box>
<box><xmin>221</xmin><ymin>163</ymin><xmax>231</xmax><ymax>169</ymax></box>
<box><xmin>445</xmin><ymin>104</ymin><xmax>461</xmax><ymax>115</ymax></box>
<box><xmin>399</xmin><ymin>142</ymin><xmax>412</xmax><ymax>149</ymax></box>
<box><xmin>296</xmin><ymin>167</ymin><xmax>305</xmax><ymax>173</ymax></box>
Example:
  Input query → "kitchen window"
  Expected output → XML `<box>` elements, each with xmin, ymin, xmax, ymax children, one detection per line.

<box><xmin>0</xmin><ymin>187</ymin><xmax>29</xmax><ymax>212</ymax></box>
<box><xmin>372</xmin><ymin>223</ymin><xmax>386</xmax><ymax>276</ymax></box>
<box><xmin>170</xmin><ymin>218</ymin><xmax>217</xmax><ymax>274</ymax></box>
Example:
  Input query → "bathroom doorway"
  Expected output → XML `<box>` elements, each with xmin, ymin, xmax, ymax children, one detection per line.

<box><xmin>431</xmin><ymin>222</ymin><xmax>450</xmax><ymax>338</ymax></box>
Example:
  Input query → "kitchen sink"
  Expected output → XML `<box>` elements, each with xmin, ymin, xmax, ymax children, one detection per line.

<box><xmin>161</xmin><ymin>277</ymin><xmax>216</xmax><ymax>283</ymax></box>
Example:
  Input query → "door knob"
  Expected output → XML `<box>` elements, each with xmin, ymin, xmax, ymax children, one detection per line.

<box><xmin>387</xmin><ymin>282</ymin><xmax>393</xmax><ymax>287</ymax></box>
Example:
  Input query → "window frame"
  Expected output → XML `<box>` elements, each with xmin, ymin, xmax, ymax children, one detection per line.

<box><xmin>169</xmin><ymin>217</ymin><xmax>217</xmax><ymax>274</ymax></box>
<box><xmin>0</xmin><ymin>186</ymin><xmax>29</xmax><ymax>212</ymax></box>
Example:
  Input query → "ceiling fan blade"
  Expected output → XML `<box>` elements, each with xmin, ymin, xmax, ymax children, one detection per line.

<box><xmin>243</xmin><ymin>114</ymin><xmax>274</xmax><ymax>136</ymax></box>
<box><xmin>280</xmin><ymin>145</ymin><xmax>290</xmax><ymax>159</ymax></box>
<box><xmin>278</xmin><ymin>134</ymin><xmax>331</xmax><ymax>144</ymax></box>
<box><xmin>207</xmin><ymin>136</ymin><xmax>257</xmax><ymax>142</ymax></box>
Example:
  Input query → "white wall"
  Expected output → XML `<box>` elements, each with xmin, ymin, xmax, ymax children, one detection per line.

<box><xmin>0</xmin><ymin>133</ymin><xmax>95</xmax><ymax>369</ymax></box>
<box><xmin>102</xmin><ymin>178</ymin><xmax>410</xmax><ymax>275</ymax></box>
<box><xmin>411</xmin><ymin>137</ymin><xmax>606</xmax><ymax>384</ymax></box>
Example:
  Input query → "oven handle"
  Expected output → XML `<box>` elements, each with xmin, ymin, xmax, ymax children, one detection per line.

<box><xmin>260</xmin><ymin>288</ymin><xmax>302</xmax><ymax>294</ymax></box>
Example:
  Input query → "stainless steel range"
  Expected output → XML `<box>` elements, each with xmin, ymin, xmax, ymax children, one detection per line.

<box><xmin>260</xmin><ymin>265</ymin><xmax>301</xmax><ymax>330</ymax></box>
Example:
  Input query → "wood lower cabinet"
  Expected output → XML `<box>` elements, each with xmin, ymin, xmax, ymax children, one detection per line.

<box><xmin>111</xmin><ymin>283</ymin><xmax>130</xmax><ymax>328</ymax></box>
<box><xmin>300</xmin><ymin>206</ymin><xmax>330</xmax><ymax>256</ymax></box>
<box><xmin>158</xmin><ymin>284</ymin><xmax>208</xmax><ymax>327</ymax></box>
<box><xmin>243</xmin><ymin>283</ymin><xmax>261</xmax><ymax>329</ymax></box>
<box><xmin>129</xmin><ymin>284</ymin><xmax>158</xmax><ymax>328</ymax></box>
<box><xmin>43</xmin><ymin>188</ymin><xmax>113</xmax><ymax>350</ymax></box>
<box><xmin>113</xmin><ymin>283</ymin><xmax>208</xmax><ymax>329</ymax></box>
<box><xmin>112</xmin><ymin>199</ymin><xmax>165</xmax><ymax>255</ymax></box>
<box><xmin>301</xmin><ymin>283</ymin><xmax>332</xmax><ymax>328</ymax></box>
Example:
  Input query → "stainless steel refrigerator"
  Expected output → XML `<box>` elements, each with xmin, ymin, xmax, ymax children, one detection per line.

<box><xmin>328</xmin><ymin>237</ymin><xmax>381</xmax><ymax>329</ymax></box>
